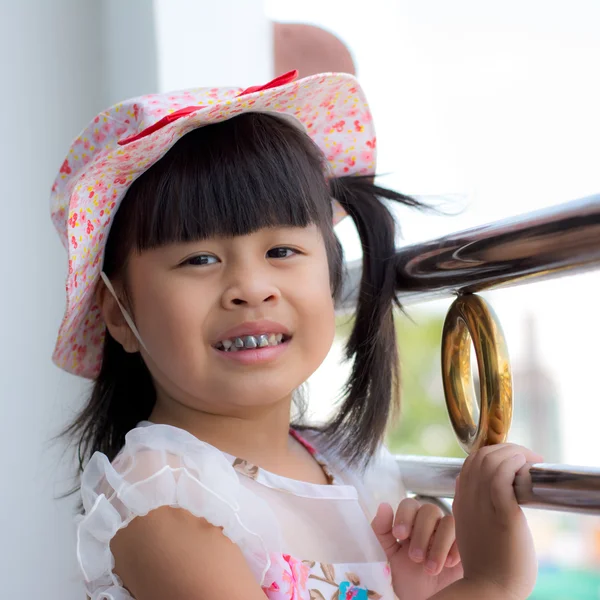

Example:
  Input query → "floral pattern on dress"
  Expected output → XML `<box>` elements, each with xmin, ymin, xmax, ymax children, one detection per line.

<box><xmin>233</xmin><ymin>458</ymin><xmax>260</xmax><ymax>480</ymax></box>
<box><xmin>263</xmin><ymin>554</ymin><xmax>311</xmax><ymax>599</ymax></box>
<box><xmin>263</xmin><ymin>558</ymin><xmax>388</xmax><ymax>600</ymax></box>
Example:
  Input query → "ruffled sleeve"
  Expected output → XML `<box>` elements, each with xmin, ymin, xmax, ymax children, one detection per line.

<box><xmin>76</xmin><ymin>424</ymin><xmax>281</xmax><ymax>600</ymax></box>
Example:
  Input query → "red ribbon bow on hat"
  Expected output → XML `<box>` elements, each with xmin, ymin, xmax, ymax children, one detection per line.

<box><xmin>118</xmin><ymin>70</ymin><xmax>299</xmax><ymax>146</ymax></box>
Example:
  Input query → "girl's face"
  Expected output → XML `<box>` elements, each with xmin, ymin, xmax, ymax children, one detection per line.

<box><xmin>113</xmin><ymin>224</ymin><xmax>336</xmax><ymax>416</ymax></box>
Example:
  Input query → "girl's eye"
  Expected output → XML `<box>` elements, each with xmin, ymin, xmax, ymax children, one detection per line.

<box><xmin>184</xmin><ymin>254</ymin><xmax>219</xmax><ymax>266</ymax></box>
<box><xmin>267</xmin><ymin>247</ymin><xmax>298</xmax><ymax>259</ymax></box>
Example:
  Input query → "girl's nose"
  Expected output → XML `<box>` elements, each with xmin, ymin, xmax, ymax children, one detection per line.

<box><xmin>221</xmin><ymin>277</ymin><xmax>281</xmax><ymax>309</ymax></box>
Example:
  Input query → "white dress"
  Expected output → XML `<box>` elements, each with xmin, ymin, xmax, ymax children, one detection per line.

<box><xmin>76</xmin><ymin>422</ymin><xmax>406</xmax><ymax>599</ymax></box>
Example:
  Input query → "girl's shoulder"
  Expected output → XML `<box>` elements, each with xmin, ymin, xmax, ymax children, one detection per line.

<box><xmin>78</xmin><ymin>422</ymin><xmax>278</xmax><ymax>596</ymax></box>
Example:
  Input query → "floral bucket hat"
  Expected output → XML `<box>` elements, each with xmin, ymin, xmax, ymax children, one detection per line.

<box><xmin>50</xmin><ymin>70</ymin><xmax>378</xmax><ymax>378</ymax></box>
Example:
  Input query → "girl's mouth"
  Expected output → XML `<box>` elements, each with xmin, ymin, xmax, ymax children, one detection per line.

<box><xmin>213</xmin><ymin>333</ymin><xmax>291</xmax><ymax>352</ymax></box>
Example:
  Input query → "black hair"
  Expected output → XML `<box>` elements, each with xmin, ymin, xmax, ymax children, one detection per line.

<box><xmin>63</xmin><ymin>111</ymin><xmax>425</xmax><ymax>479</ymax></box>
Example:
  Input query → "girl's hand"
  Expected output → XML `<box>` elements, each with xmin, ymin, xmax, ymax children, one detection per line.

<box><xmin>372</xmin><ymin>498</ymin><xmax>464</xmax><ymax>600</ymax></box>
<box><xmin>451</xmin><ymin>443</ymin><xmax>543</xmax><ymax>599</ymax></box>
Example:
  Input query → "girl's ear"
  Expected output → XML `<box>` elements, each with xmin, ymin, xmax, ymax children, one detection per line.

<box><xmin>96</xmin><ymin>280</ymin><xmax>140</xmax><ymax>353</ymax></box>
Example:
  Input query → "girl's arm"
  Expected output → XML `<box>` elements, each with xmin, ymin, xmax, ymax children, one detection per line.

<box><xmin>111</xmin><ymin>505</ymin><xmax>268</xmax><ymax>600</ymax></box>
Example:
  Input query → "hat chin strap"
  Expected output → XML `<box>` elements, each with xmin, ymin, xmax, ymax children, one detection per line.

<box><xmin>100</xmin><ymin>272</ymin><xmax>150</xmax><ymax>354</ymax></box>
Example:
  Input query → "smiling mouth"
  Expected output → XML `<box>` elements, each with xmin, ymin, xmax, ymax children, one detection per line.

<box><xmin>213</xmin><ymin>333</ymin><xmax>291</xmax><ymax>352</ymax></box>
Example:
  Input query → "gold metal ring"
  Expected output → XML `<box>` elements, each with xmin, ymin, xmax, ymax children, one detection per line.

<box><xmin>441</xmin><ymin>294</ymin><xmax>513</xmax><ymax>454</ymax></box>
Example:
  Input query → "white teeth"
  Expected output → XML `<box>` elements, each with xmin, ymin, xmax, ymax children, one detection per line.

<box><xmin>216</xmin><ymin>332</ymin><xmax>288</xmax><ymax>352</ymax></box>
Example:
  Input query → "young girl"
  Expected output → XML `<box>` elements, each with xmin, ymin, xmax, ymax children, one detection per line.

<box><xmin>51</xmin><ymin>70</ymin><xmax>541</xmax><ymax>600</ymax></box>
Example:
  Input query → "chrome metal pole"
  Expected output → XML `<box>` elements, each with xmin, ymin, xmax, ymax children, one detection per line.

<box><xmin>340</xmin><ymin>193</ymin><xmax>600</xmax><ymax>307</ymax></box>
<box><xmin>396</xmin><ymin>456</ymin><xmax>600</xmax><ymax>515</ymax></box>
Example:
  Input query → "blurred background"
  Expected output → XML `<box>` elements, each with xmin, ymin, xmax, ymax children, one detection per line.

<box><xmin>1</xmin><ymin>1</ymin><xmax>599</xmax><ymax>598</ymax></box>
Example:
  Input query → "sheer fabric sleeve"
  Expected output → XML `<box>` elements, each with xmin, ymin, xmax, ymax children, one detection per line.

<box><xmin>361</xmin><ymin>444</ymin><xmax>408</xmax><ymax>518</ymax></box>
<box><xmin>76</xmin><ymin>424</ymin><xmax>281</xmax><ymax>600</ymax></box>
<box><xmin>330</xmin><ymin>443</ymin><xmax>407</xmax><ymax>520</ymax></box>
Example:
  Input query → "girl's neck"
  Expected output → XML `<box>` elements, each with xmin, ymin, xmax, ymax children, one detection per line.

<box><xmin>148</xmin><ymin>392</ymin><xmax>295</xmax><ymax>464</ymax></box>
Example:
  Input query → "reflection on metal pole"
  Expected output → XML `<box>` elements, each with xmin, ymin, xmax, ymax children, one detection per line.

<box><xmin>397</xmin><ymin>456</ymin><xmax>600</xmax><ymax>515</ymax></box>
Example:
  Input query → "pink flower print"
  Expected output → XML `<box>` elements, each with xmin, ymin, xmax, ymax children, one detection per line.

<box><xmin>60</xmin><ymin>159</ymin><xmax>72</xmax><ymax>175</ymax></box>
<box><xmin>51</xmin><ymin>182</ymin><xmax>58</xmax><ymax>193</ymax></box>
<box><xmin>83</xmin><ymin>139</ymin><xmax>91</xmax><ymax>150</ymax></box>
<box><xmin>89</xmin><ymin>179</ymin><xmax>107</xmax><ymax>199</ymax></box>
<box><xmin>93</xmin><ymin>129</ymin><xmax>106</xmax><ymax>145</ymax></box>
<box><xmin>343</xmin><ymin>156</ymin><xmax>357</xmax><ymax>173</ymax></box>
<box><xmin>68</xmin><ymin>213</ymin><xmax>78</xmax><ymax>228</ymax></box>
<box><xmin>262</xmin><ymin>554</ymin><xmax>309</xmax><ymax>600</ymax></box>
<box><xmin>366</xmin><ymin>137</ymin><xmax>377</xmax><ymax>150</ymax></box>
<box><xmin>354</xmin><ymin>120</ymin><xmax>364</xmax><ymax>133</ymax></box>
<box><xmin>333</xmin><ymin>120</ymin><xmax>346</xmax><ymax>133</ymax></box>
<box><xmin>263</xmin><ymin>581</ymin><xmax>281</xmax><ymax>596</ymax></box>
<box><xmin>360</xmin><ymin>150</ymin><xmax>374</xmax><ymax>164</ymax></box>
<box><xmin>327</xmin><ymin>142</ymin><xmax>344</xmax><ymax>161</ymax></box>
<box><xmin>346</xmin><ymin>107</ymin><xmax>359</xmax><ymax>118</ymax></box>
<box><xmin>133</xmin><ymin>103</ymin><xmax>140</xmax><ymax>120</ymax></box>
<box><xmin>86</xmin><ymin>221</ymin><xmax>94</xmax><ymax>235</ymax></box>
<box><xmin>114</xmin><ymin>175</ymin><xmax>127</xmax><ymax>185</ymax></box>
<box><xmin>362</xmin><ymin>110</ymin><xmax>373</xmax><ymax>124</ymax></box>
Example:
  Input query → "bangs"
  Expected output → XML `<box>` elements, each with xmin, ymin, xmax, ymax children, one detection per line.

<box><xmin>119</xmin><ymin>113</ymin><xmax>333</xmax><ymax>253</ymax></box>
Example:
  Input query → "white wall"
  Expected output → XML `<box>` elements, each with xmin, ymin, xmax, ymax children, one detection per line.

<box><xmin>0</xmin><ymin>1</ymin><xmax>271</xmax><ymax>598</ymax></box>
<box><xmin>153</xmin><ymin>0</ymin><xmax>272</xmax><ymax>91</ymax></box>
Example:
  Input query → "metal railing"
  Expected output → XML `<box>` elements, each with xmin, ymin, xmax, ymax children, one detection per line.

<box><xmin>345</xmin><ymin>193</ymin><xmax>600</xmax><ymax>514</ymax></box>
<box><xmin>342</xmin><ymin>193</ymin><xmax>600</xmax><ymax>306</ymax></box>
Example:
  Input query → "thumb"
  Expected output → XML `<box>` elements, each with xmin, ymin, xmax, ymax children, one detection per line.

<box><xmin>371</xmin><ymin>503</ymin><xmax>399</xmax><ymax>559</ymax></box>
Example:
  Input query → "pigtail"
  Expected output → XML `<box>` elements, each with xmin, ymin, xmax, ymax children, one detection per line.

<box><xmin>325</xmin><ymin>175</ymin><xmax>426</xmax><ymax>468</ymax></box>
<box><xmin>62</xmin><ymin>334</ymin><xmax>156</xmax><ymax>479</ymax></box>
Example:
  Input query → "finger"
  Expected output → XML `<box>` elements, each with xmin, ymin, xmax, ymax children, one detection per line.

<box><xmin>408</xmin><ymin>504</ymin><xmax>443</xmax><ymax>564</ymax></box>
<box><xmin>392</xmin><ymin>498</ymin><xmax>421</xmax><ymax>541</ymax></box>
<box><xmin>490</xmin><ymin>453</ymin><xmax>527</xmax><ymax>517</ymax></box>
<box><xmin>459</xmin><ymin>444</ymin><xmax>509</xmax><ymax>491</ymax></box>
<box><xmin>445</xmin><ymin>540</ymin><xmax>461</xmax><ymax>568</ymax></box>
<box><xmin>371</xmin><ymin>503</ymin><xmax>400</xmax><ymax>559</ymax></box>
<box><xmin>424</xmin><ymin>515</ymin><xmax>456</xmax><ymax>575</ymax></box>
<box><xmin>466</xmin><ymin>444</ymin><xmax>543</xmax><ymax>490</ymax></box>
<box><xmin>480</xmin><ymin>445</ymin><xmax>544</xmax><ymax>488</ymax></box>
